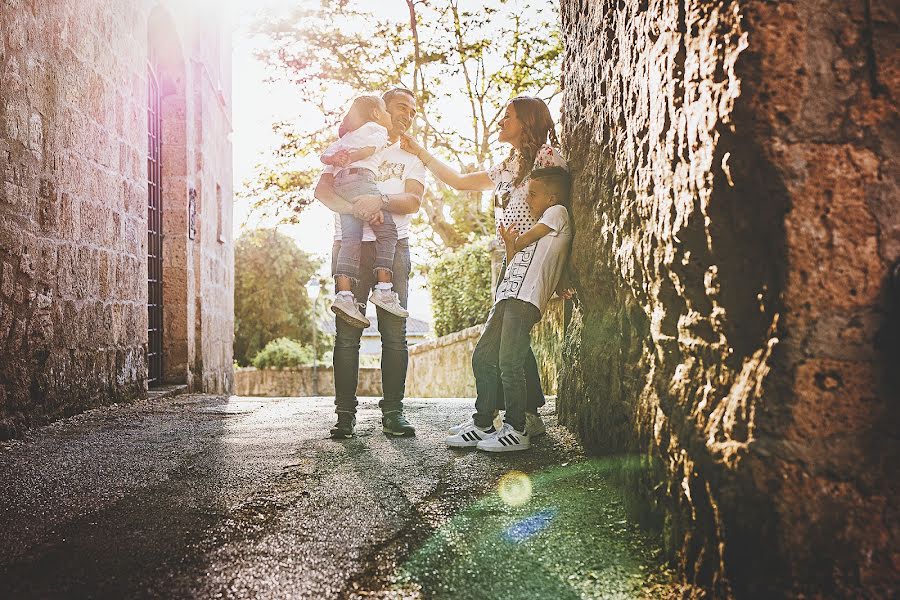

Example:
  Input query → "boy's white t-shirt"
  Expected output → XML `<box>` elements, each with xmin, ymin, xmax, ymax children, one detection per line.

<box><xmin>322</xmin><ymin>122</ymin><xmax>390</xmax><ymax>174</ymax></box>
<box><xmin>495</xmin><ymin>204</ymin><xmax>571</xmax><ymax>315</ymax></box>
<box><xmin>326</xmin><ymin>141</ymin><xmax>427</xmax><ymax>241</ymax></box>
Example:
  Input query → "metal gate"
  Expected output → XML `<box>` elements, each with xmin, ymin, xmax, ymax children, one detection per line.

<box><xmin>147</xmin><ymin>61</ymin><xmax>163</xmax><ymax>385</ymax></box>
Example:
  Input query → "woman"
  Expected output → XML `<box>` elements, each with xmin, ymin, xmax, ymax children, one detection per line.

<box><xmin>402</xmin><ymin>96</ymin><xmax>571</xmax><ymax>437</ymax></box>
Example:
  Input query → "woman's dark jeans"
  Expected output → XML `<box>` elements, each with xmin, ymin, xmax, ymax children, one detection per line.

<box><xmin>331</xmin><ymin>238</ymin><xmax>410</xmax><ymax>415</ymax></box>
<box><xmin>471</xmin><ymin>299</ymin><xmax>542</xmax><ymax>432</ymax></box>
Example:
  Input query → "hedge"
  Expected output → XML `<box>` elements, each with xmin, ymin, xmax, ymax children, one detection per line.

<box><xmin>428</xmin><ymin>238</ymin><xmax>493</xmax><ymax>337</ymax></box>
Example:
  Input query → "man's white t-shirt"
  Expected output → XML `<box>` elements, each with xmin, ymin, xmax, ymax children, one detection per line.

<box><xmin>328</xmin><ymin>141</ymin><xmax>426</xmax><ymax>241</ymax></box>
<box><xmin>321</xmin><ymin>122</ymin><xmax>390</xmax><ymax>175</ymax></box>
<box><xmin>495</xmin><ymin>204</ymin><xmax>572</xmax><ymax>315</ymax></box>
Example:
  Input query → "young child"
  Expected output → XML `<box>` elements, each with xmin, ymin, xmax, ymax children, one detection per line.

<box><xmin>321</xmin><ymin>95</ymin><xmax>409</xmax><ymax>329</ymax></box>
<box><xmin>446</xmin><ymin>166</ymin><xmax>573</xmax><ymax>452</ymax></box>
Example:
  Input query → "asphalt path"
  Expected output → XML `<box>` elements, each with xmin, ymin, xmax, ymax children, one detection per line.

<box><xmin>0</xmin><ymin>395</ymin><xmax>678</xmax><ymax>599</ymax></box>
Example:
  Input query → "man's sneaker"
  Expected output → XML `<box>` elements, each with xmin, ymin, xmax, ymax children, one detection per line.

<box><xmin>382</xmin><ymin>411</ymin><xmax>415</xmax><ymax>437</ymax></box>
<box><xmin>331</xmin><ymin>295</ymin><xmax>370</xmax><ymax>329</ymax></box>
<box><xmin>525</xmin><ymin>412</ymin><xmax>546</xmax><ymax>437</ymax></box>
<box><xmin>330</xmin><ymin>412</ymin><xmax>356</xmax><ymax>439</ymax></box>
<box><xmin>476</xmin><ymin>422</ymin><xmax>530</xmax><ymax>453</ymax></box>
<box><xmin>446</xmin><ymin>423</ymin><xmax>496</xmax><ymax>448</ymax></box>
<box><xmin>369</xmin><ymin>289</ymin><xmax>409</xmax><ymax>318</ymax></box>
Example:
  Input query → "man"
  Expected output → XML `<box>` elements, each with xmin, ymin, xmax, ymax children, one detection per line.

<box><xmin>314</xmin><ymin>88</ymin><xmax>424</xmax><ymax>439</ymax></box>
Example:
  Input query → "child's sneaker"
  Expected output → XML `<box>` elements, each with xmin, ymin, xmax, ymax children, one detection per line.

<box><xmin>446</xmin><ymin>423</ymin><xmax>496</xmax><ymax>448</ymax></box>
<box><xmin>525</xmin><ymin>412</ymin><xmax>546</xmax><ymax>437</ymax></box>
<box><xmin>369</xmin><ymin>289</ymin><xmax>409</xmax><ymax>318</ymax></box>
<box><xmin>449</xmin><ymin>412</ymin><xmax>502</xmax><ymax>435</ymax></box>
<box><xmin>476</xmin><ymin>422</ymin><xmax>530</xmax><ymax>453</ymax></box>
<box><xmin>331</xmin><ymin>294</ymin><xmax>370</xmax><ymax>329</ymax></box>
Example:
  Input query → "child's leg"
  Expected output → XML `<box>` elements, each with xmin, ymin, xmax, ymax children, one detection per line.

<box><xmin>497</xmin><ymin>300</ymin><xmax>542</xmax><ymax>432</ymax></box>
<box><xmin>335</xmin><ymin>213</ymin><xmax>365</xmax><ymax>288</ymax></box>
<box><xmin>369</xmin><ymin>212</ymin><xmax>398</xmax><ymax>285</ymax></box>
<box><xmin>471</xmin><ymin>302</ymin><xmax>506</xmax><ymax>429</ymax></box>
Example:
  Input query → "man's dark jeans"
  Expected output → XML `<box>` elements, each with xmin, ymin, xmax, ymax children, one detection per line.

<box><xmin>472</xmin><ymin>299</ymin><xmax>542</xmax><ymax>432</ymax></box>
<box><xmin>331</xmin><ymin>238</ymin><xmax>410</xmax><ymax>415</ymax></box>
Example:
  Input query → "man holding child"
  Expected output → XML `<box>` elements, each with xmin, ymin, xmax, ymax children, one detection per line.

<box><xmin>315</xmin><ymin>90</ymin><xmax>572</xmax><ymax>452</ymax></box>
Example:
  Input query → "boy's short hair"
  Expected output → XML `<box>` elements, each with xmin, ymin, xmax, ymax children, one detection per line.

<box><xmin>529</xmin><ymin>166</ymin><xmax>571</xmax><ymax>207</ymax></box>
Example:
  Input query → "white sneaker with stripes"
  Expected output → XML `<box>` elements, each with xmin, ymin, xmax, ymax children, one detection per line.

<box><xmin>446</xmin><ymin>423</ymin><xmax>496</xmax><ymax>448</ymax></box>
<box><xmin>476</xmin><ymin>422</ymin><xmax>530</xmax><ymax>453</ymax></box>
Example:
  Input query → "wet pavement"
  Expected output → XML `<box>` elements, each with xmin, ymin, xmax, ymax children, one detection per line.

<box><xmin>0</xmin><ymin>395</ymin><xmax>677</xmax><ymax>599</ymax></box>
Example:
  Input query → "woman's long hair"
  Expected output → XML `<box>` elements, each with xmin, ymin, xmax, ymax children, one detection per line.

<box><xmin>508</xmin><ymin>96</ymin><xmax>560</xmax><ymax>187</ymax></box>
<box><xmin>338</xmin><ymin>95</ymin><xmax>384</xmax><ymax>138</ymax></box>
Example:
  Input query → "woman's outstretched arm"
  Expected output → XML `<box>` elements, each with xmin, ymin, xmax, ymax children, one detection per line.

<box><xmin>401</xmin><ymin>135</ymin><xmax>493</xmax><ymax>192</ymax></box>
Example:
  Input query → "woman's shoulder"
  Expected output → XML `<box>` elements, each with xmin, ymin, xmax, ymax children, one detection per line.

<box><xmin>535</xmin><ymin>144</ymin><xmax>568</xmax><ymax>170</ymax></box>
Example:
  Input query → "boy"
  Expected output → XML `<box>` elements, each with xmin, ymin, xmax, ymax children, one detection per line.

<box><xmin>446</xmin><ymin>166</ymin><xmax>573</xmax><ymax>452</ymax></box>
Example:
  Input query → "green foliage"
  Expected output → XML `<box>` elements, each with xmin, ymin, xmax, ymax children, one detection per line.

<box><xmin>250</xmin><ymin>0</ymin><xmax>562</xmax><ymax>254</ymax></box>
<box><xmin>251</xmin><ymin>338</ymin><xmax>316</xmax><ymax>369</ymax></box>
<box><xmin>428</xmin><ymin>238</ymin><xmax>493</xmax><ymax>336</ymax></box>
<box><xmin>234</xmin><ymin>229</ymin><xmax>320</xmax><ymax>365</ymax></box>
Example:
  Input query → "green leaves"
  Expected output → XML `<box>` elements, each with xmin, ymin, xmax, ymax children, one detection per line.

<box><xmin>428</xmin><ymin>238</ymin><xmax>494</xmax><ymax>336</ymax></box>
<box><xmin>251</xmin><ymin>338</ymin><xmax>316</xmax><ymax>369</ymax></box>
<box><xmin>234</xmin><ymin>229</ymin><xmax>321</xmax><ymax>365</ymax></box>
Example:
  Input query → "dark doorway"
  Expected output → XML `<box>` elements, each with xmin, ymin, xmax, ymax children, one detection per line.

<box><xmin>147</xmin><ymin>60</ymin><xmax>164</xmax><ymax>386</ymax></box>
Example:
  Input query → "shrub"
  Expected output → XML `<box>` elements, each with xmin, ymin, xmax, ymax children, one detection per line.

<box><xmin>428</xmin><ymin>238</ymin><xmax>493</xmax><ymax>337</ymax></box>
<box><xmin>251</xmin><ymin>338</ymin><xmax>315</xmax><ymax>369</ymax></box>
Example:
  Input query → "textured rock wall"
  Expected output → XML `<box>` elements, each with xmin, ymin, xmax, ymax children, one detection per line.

<box><xmin>0</xmin><ymin>0</ymin><xmax>234</xmax><ymax>437</ymax></box>
<box><xmin>559</xmin><ymin>1</ymin><xmax>897</xmax><ymax>597</ymax></box>
<box><xmin>234</xmin><ymin>367</ymin><xmax>382</xmax><ymax>398</ymax></box>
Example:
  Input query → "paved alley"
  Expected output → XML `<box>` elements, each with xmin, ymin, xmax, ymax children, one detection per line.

<box><xmin>0</xmin><ymin>395</ymin><xmax>676</xmax><ymax>599</ymax></box>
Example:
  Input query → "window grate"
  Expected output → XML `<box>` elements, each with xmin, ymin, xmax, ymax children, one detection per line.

<box><xmin>147</xmin><ymin>60</ymin><xmax>164</xmax><ymax>386</ymax></box>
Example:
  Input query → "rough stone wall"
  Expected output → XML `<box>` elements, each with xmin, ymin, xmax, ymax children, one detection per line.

<box><xmin>234</xmin><ymin>367</ymin><xmax>382</xmax><ymax>398</ymax></box>
<box><xmin>559</xmin><ymin>1</ymin><xmax>897</xmax><ymax>597</ymax></box>
<box><xmin>0</xmin><ymin>0</ymin><xmax>234</xmax><ymax>437</ymax></box>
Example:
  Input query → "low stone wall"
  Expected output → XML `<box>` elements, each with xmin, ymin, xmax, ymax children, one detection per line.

<box><xmin>234</xmin><ymin>367</ymin><xmax>382</xmax><ymax>397</ymax></box>
<box><xmin>406</xmin><ymin>299</ymin><xmax>567</xmax><ymax>398</ymax></box>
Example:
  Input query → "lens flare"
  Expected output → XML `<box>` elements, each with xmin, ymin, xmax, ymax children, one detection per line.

<box><xmin>497</xmin><ymin>470</ymin><xmax>532</xmax><ymax>507</ymax></box>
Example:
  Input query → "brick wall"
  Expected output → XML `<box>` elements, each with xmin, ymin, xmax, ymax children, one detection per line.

<box><xmin>559</xmin><ymin>1</ymin><xmax>897</xmax><ymax>597</ymax></box>
<box><xmin>0</xmin><ymin>0</ymin><xmax>233</xmax><ymax>437</ymax></box>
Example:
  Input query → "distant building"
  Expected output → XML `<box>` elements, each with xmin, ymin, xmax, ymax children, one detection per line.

<box><xmin>0</xmin><ymin>2</ymin><xmax>234</xmax><ymax>436</ymax></box>
<box><xmin>321</xmin><ymin>315</ymin><xmax>431</xmax><ymax>356</ymax></box>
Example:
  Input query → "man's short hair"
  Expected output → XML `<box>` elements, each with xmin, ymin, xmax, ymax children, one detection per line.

<box><xmin>382</xmin><ymin>87</ymin><xmax>416</xmax><ymax>106</ymax></box>
<box><xmin>530</xmin><ymin>166</ymin><xmax>571</xmax><ymax>207</ymax></box>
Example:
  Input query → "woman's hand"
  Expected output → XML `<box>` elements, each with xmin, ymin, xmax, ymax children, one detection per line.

<box><xmin>400</xmin><ymin>134</ymin><xmax>425</xmax><ymax>160</ymax></box>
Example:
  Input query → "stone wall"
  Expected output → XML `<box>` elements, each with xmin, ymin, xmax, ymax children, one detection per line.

<box><xmin>559</xmin><ymin>1</ymin><xmax>897</xmax><ymax>597</ymax></box>
<box><xmin>0</xmin><ymin>1</ymin><xmax>233</xmax><ymax>437</ymax></box>
<box><xmin>234</xmin><ymin>367</ymin><xmax>383</xmax><ymax>398</ymax></box>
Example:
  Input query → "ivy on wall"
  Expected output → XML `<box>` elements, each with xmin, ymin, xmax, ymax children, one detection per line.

<box><xmin>428</xmin><ymin>239</ymin><xmax>493</xmax><ymax>337</ymax></box>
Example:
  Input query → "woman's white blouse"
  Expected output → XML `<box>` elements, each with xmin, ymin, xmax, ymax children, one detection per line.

<box><xmin>487</xmin><ymin>144</ymin><xmax>568</xmax><ymax>238</ymax></box>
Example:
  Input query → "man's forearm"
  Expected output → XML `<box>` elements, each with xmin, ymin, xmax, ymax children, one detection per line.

<box><xmin>314</xmin><ymin>176</ymin><xmax>354</xmax><ymax>214</ymax></box>
<box><xmin>384</xmin><ymin>192</ymin><xmax>422</xmax><ymax>215</ymax></box>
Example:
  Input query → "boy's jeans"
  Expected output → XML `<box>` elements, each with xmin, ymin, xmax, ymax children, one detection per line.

<box><xmin>472</xmin><ymin>299</ymin><xmax>542</xmax><ymax>432</ymax></box>
<box><xmin>331</xmin><ymin>238</ymin><xmax>410</xmax><ymax>415</ymax></box>
<box><xmin>334</xmin><ymin>169</ymin><xmax>398</xmax><ymax>282</ymax></box>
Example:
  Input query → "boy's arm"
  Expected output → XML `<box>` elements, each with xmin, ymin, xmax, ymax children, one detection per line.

<box><xmin>500</xmin><ymin>223</ymin><xmax>553</xmax><ymax>262</ymax></box>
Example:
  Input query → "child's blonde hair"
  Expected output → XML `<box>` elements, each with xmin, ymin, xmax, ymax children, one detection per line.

<box><xmin>338</xmin><ymin>95</ymin><xmax>385</xmax><ymax>138</ymax></box>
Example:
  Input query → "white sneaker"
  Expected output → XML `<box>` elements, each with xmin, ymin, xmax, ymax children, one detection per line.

<box><xmin>525</xmin><ymin>413</ymin><xmax>546</xmax><ymax>437</ymax></box>
<box><xmin>330</xmin><ymin>295</ymin><xmax>370</xmax><ymax>329</ymax></box>
<box><xmin>446</xmin><ymin>423</ymin><xmax>496</xmax><ymax>448</ymax></box>
<box><xmin>448</xmin><ymin>418</ymin><xmax>475</xmax><ymax>436</ymax></box>
<box><xmin>476</xmin><ymin>422</ymin><xmax>530</xmax><ymax>453</ymax></box>
<box><xmin>369</xmin><ymin>289</ymin><xmax>409</xmax><ymax>318</ymax></box>
<box><xmin>449</xmin><ymin>412</ymin><xmax>502</xmax><ymax>435</ymax></box>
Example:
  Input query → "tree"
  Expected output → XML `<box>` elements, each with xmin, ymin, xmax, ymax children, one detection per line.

<box><xmin>234</xmin><ymin>228</ymin><xmax>320</xmax><ymax>365</ymax></box>
<box><xmin>247</xmin><ymin>0</ymin><xmax>562</xmax><ymax>256</ymax></box>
